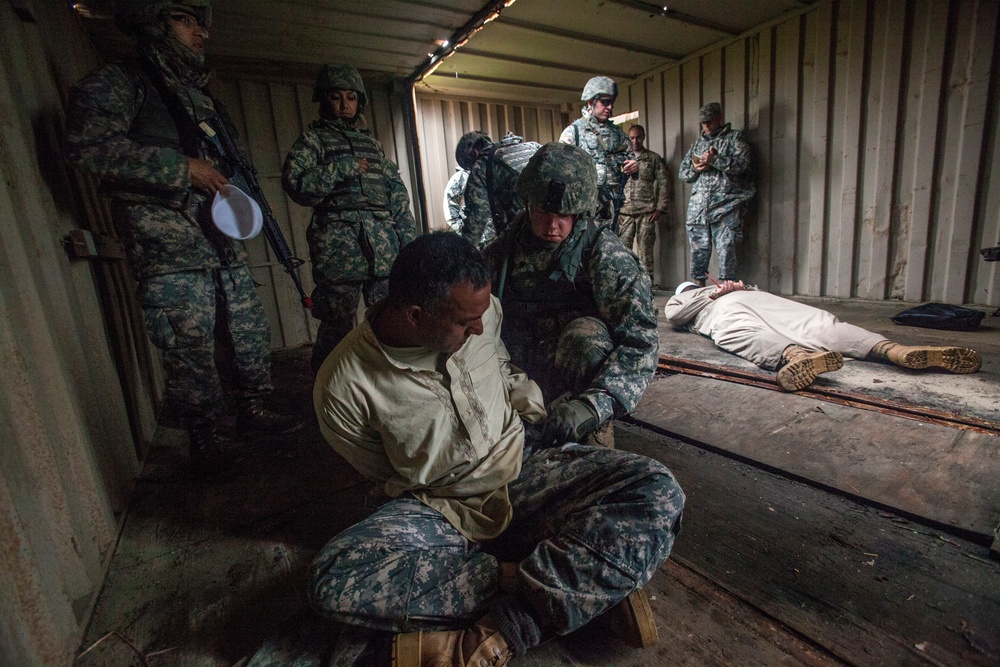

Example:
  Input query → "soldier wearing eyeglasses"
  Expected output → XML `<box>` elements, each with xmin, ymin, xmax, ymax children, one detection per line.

<box><xmin>559</xmin><ymin>76</ymin><xmax>638</xmax><ymax>226</ymax></box>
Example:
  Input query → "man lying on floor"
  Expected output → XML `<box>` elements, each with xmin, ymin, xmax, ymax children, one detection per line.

<box><xmin>663</xmin><ymin>280</ymin><xmax>982</xmax><ymax>391</ymax></box>
<box><xmin>312</xmin><ymin>232</ymin><xmax>685</xmax><ymax>666</ymax></box>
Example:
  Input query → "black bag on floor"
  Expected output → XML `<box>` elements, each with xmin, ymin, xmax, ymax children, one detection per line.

<box><xmin>891</xmin><ymin>302</ymin><xmax>986</xmax><ymax>331</ymax></box>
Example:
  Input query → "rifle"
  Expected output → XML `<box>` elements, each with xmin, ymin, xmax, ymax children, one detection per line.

<box><xmin>198</xmin><ymin>120</ymin><xmax>313</xmax><ymax>310</ymax></box>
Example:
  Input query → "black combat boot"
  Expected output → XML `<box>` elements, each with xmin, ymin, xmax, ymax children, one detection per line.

<box><xmin>187</xmin><ymin>422</ymin><xmax>237</xmax><ymax>482</ymax></box>
<box><xmin>236</xmin><ymin>398</ymin><xmax>305</xmax><ymax>437</ymax></box>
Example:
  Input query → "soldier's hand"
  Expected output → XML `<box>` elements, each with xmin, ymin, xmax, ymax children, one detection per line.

<box><xmin>188</xmin><ymin>158</ymin><xmax>229</xmax><ymax>195</ymax></box>
<box><xmin>358</xmin><ymin>157</ymin><xmax>370</xmax><ymax>173</ymax></box>
<box><xmin>540</xmin><ymin>399</ymin><xmax>599</xmax><ymax>447</ymax></box>
<box><xmin>623</xmin><ymin>159</ymin><xmax>639</xmax><ymax>175</ymax></box>
<box><xmin>647</xmin><ymin>210</ymin><xmax>662</xmax><ymax>223</ymax></box>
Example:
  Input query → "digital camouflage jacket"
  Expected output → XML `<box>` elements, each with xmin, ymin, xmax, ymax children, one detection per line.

<box><xmin>282</xmin><ymin>117</ymin><xmax>417</xmax><ymax>282</ymax></box>
<box><xmin>678</xmin><ymin>123</ymin><xmax>755</xmax><ymax>227</ymax></box>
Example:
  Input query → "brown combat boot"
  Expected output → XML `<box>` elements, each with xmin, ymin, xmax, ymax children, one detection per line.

<box><xmin>589</xmin><ymin>588</ymin><xmax>659</xmax><ymax>649</ymax></box>
<box><xmin>236</xmin><ymin>398</ymin><xmax>305</xmax><ymax>437</ymax></box>
<box><xmin>870</xmin><ymin>341</ymin><xmax>981</xmax><ymax>374</ymax></box>
<box><xmin>775</xmin><ymin>346</ymin><xmax>843</xmax><ymax>391</ymax></box>
<box><xmin>392</xmin><ymin>615</ymin><xmax>513</xmax><ymax>667</ymax></box>
<box><xmin>582</xmin><ymin>421</ymin><xmax>615</xmax><ymax>448</ymax></box>
<box><xmin>187</xmin><ymin>422</ymin><xmax>237</xmax><ymax>482</ymax></box>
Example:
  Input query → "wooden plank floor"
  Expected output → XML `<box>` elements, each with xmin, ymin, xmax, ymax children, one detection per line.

<box><xmin>77</xmin><ymin>337</ymin><xmax>1000</xmax><ymax>666</ymax></box>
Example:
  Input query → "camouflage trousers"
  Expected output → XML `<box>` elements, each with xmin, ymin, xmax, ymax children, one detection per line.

<box><xmin>505</xmin><ymin>316</ymin><xmax>613</xmax><ymax>408</ymax></box>
<box><xmin>310</xmin><ymin>443</ymin><xmax>684</xmax><ymax>640</ymax></box>
<box><xmin>618</xmin><ymin>212</ymin><xmax>657</xmax><ymax>278</ymax></box>
<box><xmin>138</xmin><ymin>267</ymin><xmax>272</xmax><ymax>422</ymax></box>
<box><xmin>687</xmin><ymin>211</ymin><xmax>743</xmax><ymax>281</ymax></box>
<box><xmin>310</xmin><ymin>279</ymin><xmax>388</xmax><ymax>372</ymax></box>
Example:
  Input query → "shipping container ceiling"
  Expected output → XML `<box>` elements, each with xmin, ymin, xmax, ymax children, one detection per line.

<box><xmin>72</xmin><ymin>0</ymin><xmax>818</xmax><ymax>102</ymax></box>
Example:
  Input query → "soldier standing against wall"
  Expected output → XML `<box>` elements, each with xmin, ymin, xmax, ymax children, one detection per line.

<box><xmin>619</xmin><ymin>124</ymin><xmax>670</xmax><ymax>288</ymax></box>
<box><xmin>679</xmin><ymin>102</ymin><xmax>755</xmax><ymax>285</ymax></box>
<box><xmin>65</xmin><ymin>0</ymin><xmax>302</xmax><ymax>480</ymax></box>
<box><xmin>559</xmin><ymin>76</ymin><xmax>638</xmax><ymax>227</ymax></box>
<box><xmin>282</xmin><ymin>63</ymin><xmax>418</xmax><ymax>372</ymax></box>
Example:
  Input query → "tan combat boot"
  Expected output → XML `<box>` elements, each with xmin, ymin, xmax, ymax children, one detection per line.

<box><xmin>589</xmin><ymin>588</ymin><xmax>659</xmax><ymax>648</ymax></box>
<box><xmin>870</xmin><ymin>341</ymin><xmax>981</xmax><ymax>374</ymax></box>
<box><xmin>392</xmin><ymin>615</ymin><xmax>513</xmax><ymax>667</ymax></box>
<box><xmin>775</xmin><ymin>346</ymin><xmax>843</xmax><ymax>391</ymax></box>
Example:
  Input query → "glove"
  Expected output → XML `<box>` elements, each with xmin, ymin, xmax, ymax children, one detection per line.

<box><xmin>540</xmin><ymin>399</ymin><xmax>599</xmax><ymax>446</ymax></box>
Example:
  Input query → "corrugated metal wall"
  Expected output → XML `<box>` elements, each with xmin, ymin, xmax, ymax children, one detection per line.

<box><xmin>624</xmin><ymin>0</ymin><xmax>1000</xmax><ymax>306</ymax></box>
<box><xmin>0</xmin><ymin>3</ymin><xmax>143</xmax><ymax>665</ymax></box>
<box><xmin>211</xmin><ymin>72</ymin><xmax>418</xmax><ymax>349</ymax></box>
<box><xmin>414</xmin><ymin>94</ymin><xmax>570</xmax><ymax>231</ymax></box>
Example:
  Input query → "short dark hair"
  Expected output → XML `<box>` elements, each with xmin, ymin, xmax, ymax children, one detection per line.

<box><xmin>388</xmin><ymin>232</ymin><xmax>491</xmax><ymax>311</ymax></box>
<box><xmin>629</xmin><ymin>124</ymin><xmax>646</xmax><ymax>137</ymax></box>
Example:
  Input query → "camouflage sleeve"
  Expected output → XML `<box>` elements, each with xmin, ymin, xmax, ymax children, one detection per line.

<box><xmin>582</xmin><ymin>231</ymin><xmax>660</xmax><ymax>420</ymax></box>
<box><xmin>64</xmin><ymin>64</ymin><xmax>190</xmax><ymax>194</ymax></box>
<box><xmin>384</xmin><ymin>157</ymin><xmax>418</xmax><ymax>247</ymax></box>
<box><xmin>678</xmin><ymin>141</ymin><xmax>700</xmax><ymax>183</ymax></box>
<box><xmin>662</xmin><ymin>287</ymin><xmax>715</xmax><ymax>327</ymax></box>
<box><xmin>443</xmin><ymin>170</ymin><xmax>466</xmax><ymax>231</ymax></box>
<box><xmin>712</xmin><ymin>130</ymin><xmax>751</xmax><ymax>176</ymax></box>
<box><xmin>654</xmin><ymin>153</ymin><xmax>670</xmax><ymax>211</ymax></box>
<box><xmin>558</xmin><ymin>123</ymin><xmax>577</xmax><ymax>145</ymax></box>
<box><xmin>460</xmin><ymin>160</ymin><xmax>490</xmax><ymax>246</ymax></box>
<box><xmin>281</xmin><ymin>128</ymin><xmax>363</xmax><ymax>207</ymax></box>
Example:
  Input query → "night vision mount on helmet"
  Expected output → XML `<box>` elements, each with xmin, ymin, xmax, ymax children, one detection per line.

<box><xmin>516</xmin><ymin>142</ymin><xmax>599</xmax><ymax>217</ymax></box>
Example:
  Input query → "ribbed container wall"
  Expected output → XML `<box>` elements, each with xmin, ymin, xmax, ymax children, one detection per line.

<box><xmin>626</xmin><ymin>0</ymin><xmax>1000</xmax><ymax>306</ymax></box>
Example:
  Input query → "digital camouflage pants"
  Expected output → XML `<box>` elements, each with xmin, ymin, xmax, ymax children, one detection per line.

<box><xmin>310</xmin><ymin>278</ymin><xmax>389</xmax><ymax>372</ymax></box>
<box><xmin>309</xmin><ymin>443</ymin><xmax>684</xmax><ymax>641</ymax></box>
<box><xmin>688</xmin><ymin>210</ymin><xmax>743</xmax><ymax>281</ymax></box>
<box><xmin>138</xmin><ymin>266</ymin><xmax>272</xmax><ymax>423</ymax></box>
<box><xmin>617</xmin><ymin>212</ymin><xmax>656</xmax><ymax>279</ymax></box>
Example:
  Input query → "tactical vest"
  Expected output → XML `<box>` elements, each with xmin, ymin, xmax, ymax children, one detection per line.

<box><xmin>127</xmin><ymin>77</ymin><xmax>184</xmax><ymax>151</ymax></box>
<box><xmin>499</xmin><ymin>221</ymin><xmax>602</xmax><ymax>320</ymax></box>
<box><xmin>316</xmin><ymin>129</ymin><xmax>391</xmax><ymax>213</ymax></box>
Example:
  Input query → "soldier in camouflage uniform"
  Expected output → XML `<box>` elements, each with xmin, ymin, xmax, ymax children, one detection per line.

<box><xmin>620</xmin><ymin>125</ymin><xmax>670</xmax><ymax>286</ymax></box>
<box><xmin>312</xmin><ymin>232</ymin><xmax>684</xmax><ymax>666</ymax></box>
<box><xmin>65</xmin><ymin>0</ymin><xmax>302</xmax><ymax>479</ymax></box>
<box><xmin>443</xmin><ymin>166</ymin><xmax>469</xmax><ymax>232</ymax></box>
<box><xmin>559</xmin><ymin>76</ymin><xmax>638</xmax><ymax>227</ymax></box>
<box><xmin>282</xmin><ymin>63</ymin><xmax>418</xmax><ymax>371</ymax></box>
<box><xmin>679</xmin><ymin>102</ymin><xmax>755</xmax><ymax>284</ymax></box>
<box><xmin>460</xmin><ymin>130</ymin><xmax>541</xmax><ymax>248</ymax></box>
<box><xmin>483</xmin><ymin>143</ymin><xmax>659</xmax><ymax>450</ymax></box>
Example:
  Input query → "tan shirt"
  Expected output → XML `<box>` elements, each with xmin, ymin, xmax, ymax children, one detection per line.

<box><xmin>313</xmin><ymin>295</ymin><xmax>546</xmax><ymax>542</ymax></box>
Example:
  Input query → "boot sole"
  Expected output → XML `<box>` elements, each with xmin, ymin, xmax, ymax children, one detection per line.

<box><xmin>623</xmin><ymin>589</ymin><xmax>659</xmax><ymax>648</ymax></box>
<box><xmin>894</xmin><ymin>347</ymin><xmax>982</xmax><ymax>374</ymax></box>
<box><xmin>776</xmin><ymin>351</ymin><xmax>843</xmax><ymax>391</ymax></box>
<box><xmin>391</xmin><ymin>632</ymin><xmax>421</xmax><ymax>667</ymax></box>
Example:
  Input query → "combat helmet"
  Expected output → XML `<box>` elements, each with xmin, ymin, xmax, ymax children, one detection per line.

<box><xmin>516</xmin><ymin>142</ymin><xmax>598</xmax><ymax>216</ymax></box>
<box><xmin>115</xmin><ymin>0</ymin><xmax>212</xmax><ymax>38</ymax></box>
<box><xmin>313</xmin><ymin>63</ymin><xmax>368</xmax><ymax>108</ymax></box>
<box><xmin>581</xmin><ymin>75</ymin><xmax>617</xmax><ymax>102</ymax></box>
<box><xmin>455</xmin><ymin>131</ymin><xmax>493</xmax><ymax>170</ymax></box>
